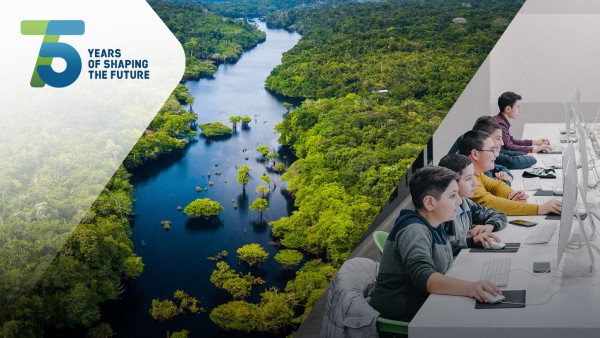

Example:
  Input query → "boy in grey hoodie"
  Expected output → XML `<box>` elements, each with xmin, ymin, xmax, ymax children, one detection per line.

<box><xmin>370</xmin><ymin>166</ymin><xmax>501</xmax><ymax>321</ymax></box>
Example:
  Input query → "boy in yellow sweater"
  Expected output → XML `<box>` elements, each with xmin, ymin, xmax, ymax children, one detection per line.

<box><xmin>457</xmin><ymin>130</ymin><xmax>562</xmax><ymax>216</ymax></box>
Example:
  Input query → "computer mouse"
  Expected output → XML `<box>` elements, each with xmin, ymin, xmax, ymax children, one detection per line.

<box><xmin>482</xmin><ymin>291</ymin><xmax>505</xmax><ymax>304</ymax></box>
<box><xmin>553</xmin><ymin>187</ymin><xmax>563</xmax><ymax>195</ymax></box>
<box><xmin>489</xmin><ymin>241</ymin><xmax>506</xmax><ymax>250</ymax></box>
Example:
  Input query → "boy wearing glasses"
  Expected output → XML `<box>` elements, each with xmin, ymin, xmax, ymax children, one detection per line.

<box><xmin>458</xmin><ymin>130</ymin><xmax>562</xmax><ymax>216</ymax></box>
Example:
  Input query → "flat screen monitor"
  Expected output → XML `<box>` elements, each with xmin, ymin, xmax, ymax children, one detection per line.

<box><xmin>575</xmin><ymin>111</ymin><xmax>589</xmax><ymax>200</ymax></box>
<box><xmin>557</xmin><ymin>143</ymin><xmax>595</xmax><ymax>277</ymax></box>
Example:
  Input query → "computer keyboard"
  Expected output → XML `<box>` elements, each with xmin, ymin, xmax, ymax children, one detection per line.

<box><xmin>522</xmin><ymin>177</ymin><xmax>542</xmax><ymax>191</ymax></box>
<box><xmin>541</xmin><ymin>156</ymin><xmax>561</xmax><ymax>168</ymax></box>
<box><xmin>481</xmin><ymin>257</ymin><xmax>511</xmax><ymax>287</ymax></box>
<box><xmin>535</xmin><ymin>196</ymin><xmax>559</xmax><ymax>204</ymax></box>
<box><xmin>525</xmin><ymin>222</ymin><xmax>558</xmax><ymax>244</ymax></box>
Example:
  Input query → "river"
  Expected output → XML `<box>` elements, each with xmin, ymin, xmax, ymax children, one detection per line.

<box><xmin>105</xmin><ymin>21</ymin><xmax>302</xmax><ymax>338</ymax></box>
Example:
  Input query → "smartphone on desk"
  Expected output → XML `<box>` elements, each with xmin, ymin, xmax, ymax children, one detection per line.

<box><xmin>509</xmin><ymin>219</ymin><xmax>538</xmax><ymax>227</ymax></box>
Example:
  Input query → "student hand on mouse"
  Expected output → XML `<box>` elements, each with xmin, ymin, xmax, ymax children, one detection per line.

<box><xmin>533</xmin><ymin>138</ymin><xmax>550</xmax><ymax>146</ymax></box>
<box><xmin>538</xmin><ymin>199</ymin><xmax>562</xmax><ymax>215</ymax></box>
<box><xmin>469</xmin><ymin>280</ymin><xmax>502</xmax><ymax>303</ymax></box>
<box><xmin>468</xmin><ymin>224</ymin><xmax>494</xmax><ymax>237</ymax></box>
<box><xmin>508</xmin><ymin>190</ymin><xmax>528</xmax><ymax>202</ymax></box>
<box><xmin>533</xmin><ymin>144</ymin><xmax>552</xmax><ymax>153</ymax></box>
<box><xmin>472</xmin><ymin>232</ymin><xmax>502</xmax><ymax>249</ymax></box>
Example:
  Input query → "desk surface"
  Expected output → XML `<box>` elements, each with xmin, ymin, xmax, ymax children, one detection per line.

<box><xmin>410</xmin><ymin>123</ymin><xmax>600</xmax><ymax>338</ymax></box>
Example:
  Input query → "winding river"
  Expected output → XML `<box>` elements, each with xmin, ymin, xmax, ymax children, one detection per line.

<box><xmin>105</xmin><ymin>21</ymin><xmax>302</xmax><ymax>337</ymax></box>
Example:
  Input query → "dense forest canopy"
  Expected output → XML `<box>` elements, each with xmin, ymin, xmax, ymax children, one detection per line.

<box><xmin>149</xmin><ymin>0</ymin><xmax>266</xmax><ymax>80</ymax></box>
<box><xmin>267</xmin><ymin>0</ymin><xmax>523</xmax><ymax>264</ymax></box>
<box><xmin>170</xmin><ymin>0</ymin><xmax>367</xmax><ymax>18</ymax></box>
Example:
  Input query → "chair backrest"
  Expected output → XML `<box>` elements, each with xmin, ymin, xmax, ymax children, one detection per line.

<box><xmin>372</xmin><ymin>230</ymin><xmax>389</xmax><ymax>254</ymax></box>
<box><xmin>376</xmin><ymin>316</ymin><xmax>410</xmax><ymax>335</ymax></box>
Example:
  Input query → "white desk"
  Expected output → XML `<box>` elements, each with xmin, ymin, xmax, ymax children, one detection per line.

<box><xmin>410</xmin><ymin>123</ymin><xmax>600</xmax><ymax>338</ymax></box>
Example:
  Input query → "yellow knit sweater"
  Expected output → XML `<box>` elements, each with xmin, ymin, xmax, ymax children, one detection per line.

<box><xmin>471</xmin><ymin>173</ymin><xmax>539</xmax><ymax>216</ymax></box>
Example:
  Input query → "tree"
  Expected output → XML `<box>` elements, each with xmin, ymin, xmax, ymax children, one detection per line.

<box><xmin>170</xmin><ymin>330</ymin><xmax>190</xmax><ymax>338</ymax></box>
<box><xmin>273</xmin><ymin>162</ymin><xmax>286</xmax><ymax>173</ymax></box>
<box><xmin>149</xmin><ymin>299</ymin><xmax>179</xmax><ymax>321</ymax></box>
<box><xmin>183</xmin><ymin>198</ymin><xmax>224</xmax><ymax>218</ymax></box>
<box><xmin>229</xmin><ymin>115</ymin><xmax>241</xmax><ymax>129</ymax></box>
<box><xmin>260</xmin><ymin>174</ymin><xmax>271</xmax><ymax>188</ymax></box>
<box><xmin>255</xmin><ymin>145</ymin><xmax>270</xmax><ymax>158</ymax></box>
<box><xmin>241</xmin><ymin>115</ymin><xmax>252</xmax><ymax>127</ymax></box>
<box><xmin>274</xmin><ymin>249</ymin><xmax>303</xmax><ymax>270</ymax></box>
<box><xmin>283</xmin><ymin>102</ymin><xmax>293</xmax><ymax>113</ymax></box>
<box><xmin>255</xmin><ymin>185</ymin><xmax>270</xmax><ymax>198</ymax></box>
<box><xmin>237</xmin><ymin>243</ymin><xmax>269</xmax><ymax>266</ymax></box>
<box><xmin>122</xmin><ymin>256</ymin><xmax>144</xmax><ymax>279</ymax></box>
<box><xmin>210</xmin><ymin>301</ymin><xmax>259</xmax><ymax>332</ymax></box>
<box><xmin>237</xmin><ymin>165</ymin><xmax>251</xmax><ymax>192</ymax></box>
<box><xmin>256</xmin><ymin>289</ymin><xmax>295</xmax><ymax>333</ymax></box>
<box><xmin>210</xmin><ymin>261</ymin><xmax>265</xmax><ymax>299</ymax></box>
<box><xmin>249</xmin><ymin>198</ymin><xmax>269</xmax><ymax>218</ymax></box>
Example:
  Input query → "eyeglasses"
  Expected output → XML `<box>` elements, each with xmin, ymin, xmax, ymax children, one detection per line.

<box><xmin>477</xmin><ymin>147</ymin><xmax>498</xmax><ymax>154</ymax></box>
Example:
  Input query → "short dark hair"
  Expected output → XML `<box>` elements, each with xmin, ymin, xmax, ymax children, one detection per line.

<box><xmin>458</xmin><ymin>130</ymin><xmax>490</xmax><ymax>156</ymax></box>
<box><xmin>438</xmin><ymin>153</ymin><xmax>472</xmax><ymax>176</ymax></box>
<box><xmin>498</xmin><ymin>91</ymin><xmax>522</xmax><ymax>113</ymax></box>
<box><xmin>409</xmin><ymin>166</ymin><xmax>459</xmax><ymax>210</ymax></box>
<box><xmin>472</xmin><ymin>117</ymin><xmax>501</xmax><ymax>135</ymax></box>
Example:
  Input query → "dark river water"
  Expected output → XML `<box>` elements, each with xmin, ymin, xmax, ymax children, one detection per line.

<box><xmin>105</xmin><ymin>21</ymin><xmax>302</xmax><ymax>338</ymax></box>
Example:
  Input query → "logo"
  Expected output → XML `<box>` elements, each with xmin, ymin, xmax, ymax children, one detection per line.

<box><xmin>21</xmin><ymin>20</ymin><xmax>85</xmax><ymax>88</ymax></box>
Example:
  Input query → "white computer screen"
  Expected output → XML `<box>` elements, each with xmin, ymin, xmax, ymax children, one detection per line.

<box><xmin>557</xmin><ymin>143</ymin><xmax>577</xmax><ymax>266</ymax></box>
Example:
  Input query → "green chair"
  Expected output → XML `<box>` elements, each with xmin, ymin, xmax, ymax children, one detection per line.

<box><xmin>376</xmin><ymin>316</ymin><xmax>410</xmax><ymax>335</ymax></box>
<box><xmin>373</xmin><ymin>230</ymin><xmax>389</xmax><ymax>254</ymax></box>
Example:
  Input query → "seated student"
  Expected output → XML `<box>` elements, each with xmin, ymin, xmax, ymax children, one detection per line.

<box><xmin>438</xmin><ymin>153</ymin><xmax>507</xmax><ymax>255</ymax></box>
<box><xmin>457</xmin><ymin>130</ymin><xmax>562</xmax><ymax>216</ymax></box>
<box><xmin>369</xmin><ymin>166</ymin><xmax>501</xmax><ymax>322</ymax></box>
<box><xmin>494</xmin><ymin>91</ymin><xmax>551</xmax><ymax>153</ymax></box>
<box><xmin>472</xmin><ymin>115</ymin><xmax>537</xmax><ymax>170</ymax></box>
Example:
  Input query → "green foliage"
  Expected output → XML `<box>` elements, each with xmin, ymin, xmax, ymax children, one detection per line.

<box><xmin>149</xmin><ymin>299</ymin><xmax>179</xmax><ymax>321</ymax></box>
<box><xmin>255</xmin><ymin>185</ymin><xmax>270</xmax><ymax>198</ymax></box>
<box><xmin>274</xmin><ymin>249</ymin><xmax>304</xmax><ymax>270</ymax></box>
<box><xmin>255</xmin><ymin>145</ymin><xmax>270</xmax><ymax>156</ymax></box>
<box><xmin>199</xmin><ymin>122</ymin><xmax>233</xmax><ymax>138</ymax></box>
<box><xmin>170</xmin><ymin>330</ymin><xmax>190</xmax><ymax>338</ymax></box>
<box><xmin>149</xmin><ymin>1</ymin><xmax>266</xmax><ymax>80</ymax></box>
<box><xmin>241</xmin><ymin>115</ymin><xmax>252</xmax><ymax>125</ymax></box>
<box><xmin>236</xmin><ymin>165</ymin><xmax>251</xmax><ymax>190</ymax></box>
<box><xmin>285</xmin><ymin>260</ymin><xmax>337</xmax><ymax>322</ymax></box>
<box><xmin>266</xmin><ymin>0</ymin><xmax>522</xmax><ymax>267</ymax></box>
<box><xmin>237</xmin><ymin>243</ymin><xmax>269</xmax><ymax>267</ymax></box>
<box><xmin>124</xmin><ymin>86</ymin><xmax>196</xmax><ymax>168</ymax></box>
<box><xmin>255</xmin><ymin>289</ymin><xmax>295</xmax><ymax>333</ymax></box>
<box><xmin>265</xmin><ymin>0</ymin><xmax>523</xmax><ymax>102</ymax></box>
<box><xmin>209</xmin><ymin>288</ymin><xmax>294</xmax><ymax>333</ymax></box>
<box><xmin>122</xmin><ymin>256</ymin><xmax>144</xmax><ymax>279</ymax></box>
<box><xmin>249</xmin><ymin>198</ymin><xmax>269</xmax><ymax>217</ymax></box>
<box><xmin>183</xmin><ymin>198</ymin><xmax>224</xmax><ymax>218</ymax></box>
<box><xmin>85</xmin><ymin>322</ymin><xmax>114</xmax><ymax>338</ymax></box>
<box><xmin>210</xmin><ymin>301</ymin><xmax>259</xmax><ymax>332</ymax></box>
<box><xmin>149</xmin><ymin>290</ymin><xmax>204</xmax><ymax>321</ymax></box>
<box><xmin>260</xmin><ymin>174</ymin><xmax>272</xmax><ymax>187</ymax></box>
<box><xmin>273</xmin><ymin>162</ymin><xmax>286</xmax><ymax>173</ymax></box>
<box><xmin>229</xmin><ymin>115</ymin><xmax>241</xmax><ymax>129</ymax></box>
<box><xmin>210</xmin><ymin>261</ymin><xmax>265</xmax><ymax>300</ymax></box>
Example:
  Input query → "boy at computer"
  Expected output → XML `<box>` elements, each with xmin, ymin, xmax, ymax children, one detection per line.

<box><xmin>472</xmin><ymin>116</ymin><xmax>537</xmax><ymax>170</ymax></box>
<box><xmin>458</xmin><ymin>130</ymin><xmax>562</xmax><ymax>216</ymax></box>
<box><xmin>438</xmin><ymin>153</ymin><xmax>508</xmax><ymax>255</ymax></box>
<box><xmin>494</xmin><ymin>91</ymin><xmax>552</xmax><ymax>153</ymax></box>
<box><xmin>369</xmin><ymin>166</ymin><xmax>501</xmax><ymax>322</ymax></box>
